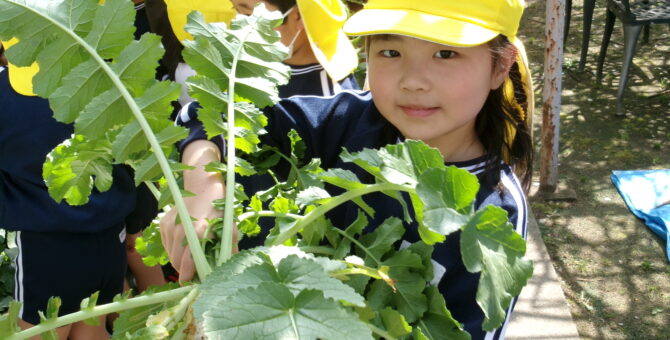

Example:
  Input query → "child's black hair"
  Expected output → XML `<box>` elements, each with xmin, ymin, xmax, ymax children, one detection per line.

<box><xmin>477</xmin><ymin>35</ymin><xmax>533</xmax><ymax>192</ymax></box>
<box><xmin>263</xmin><ymin>0</ymin><xmax>296</xmax><ymax>13</ymax></box>
<box><xmin>0</xmin><ymin>43</ymin><xmax>6</xmax><ymax>67</ymax></box>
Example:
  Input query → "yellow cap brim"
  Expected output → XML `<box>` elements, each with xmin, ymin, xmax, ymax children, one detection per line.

<box><xmin>343</xmin><ymin>8</ymin><xmax>499</xmax><ymax>47</ymax></box>
<box><xmin>304</xmin><ymin>29</ymin><xmax>358</xmax><ymax>82</ymax></box>
<box><xmin>298</xmin><ymin>0</ymin><xmax>358</xmax><ymax>81</ymax></box>
<box><xmin>2</xmin><ymin>38</ymin><xmax>38</xmax><ymax>97</ymax></box>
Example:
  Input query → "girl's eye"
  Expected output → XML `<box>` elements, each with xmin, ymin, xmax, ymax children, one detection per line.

<box><xmin>380</xmin><ymin>49</ymin><xmax>400</xmax><ymax>58</ymax></box>
<box><xmin>434</xmin><ymin>50</ymin><xmax>456</xmax><ymax>59</ymax></box>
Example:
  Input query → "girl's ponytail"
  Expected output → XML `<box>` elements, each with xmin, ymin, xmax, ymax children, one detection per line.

<box><xmin>476</xmin><ymin>36</ymin><xmax>533</xmax><ymax>193</ymax></box>
<box><xmin>505</xmin><ymin>60</ymin><xmax>533</xmax><ymax>191</ymax></box>
<box><xmin>0</xmin><ymin>43</ymin><xmax>6</xmax><ymax>67</ymax></box>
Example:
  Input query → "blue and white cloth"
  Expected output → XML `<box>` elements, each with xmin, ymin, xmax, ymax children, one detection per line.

<box><xmin>611</xmin><ymin>169</ymin><xmax>670</xmax><ymax>262</ymax></box>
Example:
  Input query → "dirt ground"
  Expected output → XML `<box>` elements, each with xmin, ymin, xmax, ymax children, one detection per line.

<box><xmin>520</xmin><ymin>1</ymin><xmax>670</xmax><ymax>339</ymax></box>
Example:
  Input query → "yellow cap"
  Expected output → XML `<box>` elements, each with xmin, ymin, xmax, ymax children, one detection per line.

<box><xmin>297</xmin><ymin>0</ymin><xmax>358</xmax><ymax>81</ymax></box>
<box><xmin>1</xmin><ymin>38</ymin><xmax>39</xmax><ymax>97</ymax></box>
<box><xmin>343</xmin><ymin>0</ymin><xmax>524</xmax><ymax>47</ymax></box>
<box><xmin>164</xmin><ymin>0</ymin><xmax>237</xmax><ymax>42</ymax></box>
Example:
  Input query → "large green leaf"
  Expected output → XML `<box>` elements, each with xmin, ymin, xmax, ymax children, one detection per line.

<box><xmin>0</xmin><ymin>0</ymin><xmax>181</xmax><ymax>202</ymax></box>
<box><xmin>277</xmin><ymin>255</ymin><xmax>364</xmax><ymax>306</ymax></box>
<box><xmin>43</xmin><ymin>135</ymin><xmax>114</xmax><ymax>205</ymax></box>
<box><xmin>415</xmin><ymin>167</ymin><xmax>478</xmax><ymax>237</ymax></box>
<box><xmin>366</xmin><ymin>269</ymin><xmax>427</xmax><ymax>324</ymax></box>
<box><xmin>181</xmin><ymin>9</ymin><xmax>289</xmax><ymax>155</ymax></box>
<box><xmin>184</xmin><ymin>8</ymin><xmax>289</xmax><ymax>86</ymax></box>
<box><xmin>83</xmin><ymin>0</ymin><xmax>135</xmax><ymax>59</ymax></box>
<box><xmin>340</xmin><ymin>140</ymin><xmax>445</xmax><ymax>186</ymax></box>
<box><xmin>359</xmin><ymin>217</ymin><xmax>405</xmax><ymax>263</ymax></box>
<box><xmin>50</xmin><ymin>60</ymin><xmax>112</xmax><ymax>123</ymax></box>
<box><xmin>203</xmin><ymin>283</ymin><xmax>373</xmax><ymax>340</ymax></box>
<box><xmin>110</xmin><ymin>33</ymin><xmax>165</xmax><ymax>96</ymax></box>
<box><xmin>404</xmin><ymin>241</ymin><xmax>435</xmax><ymax>282</ymax></box>
<box><xmin>414</xmin><ymin>286</ymin><xmax>470</xmax><ymax>340</ymax></box>
<box><xmin>379</xmin><ymin>307</ymin><xmax>412</xmax><ymax>338</ymax></box>
<box><xmin>194</xmin><ymin>250</ymin><xmax>364</xmax><ymax>322</ymax></box>
<box><xmin>75</xmin><ymin>88</ymin><xmax>129</xmax><ymax>137</ymax></box>
<box><xmin>185</xmin><ymin>75</ymin><xmax>267</xmax><ymax>153</ymax></box>
<box><xmin>460</xmin><ymin>206</ymin><xmax>533</xmax><ymax>331</ymax></box>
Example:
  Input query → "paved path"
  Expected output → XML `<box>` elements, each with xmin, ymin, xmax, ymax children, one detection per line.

<box><xmin>506</xmin><ymin>212</ymin><xmax>581</xmax><ymax>339</ymax></box>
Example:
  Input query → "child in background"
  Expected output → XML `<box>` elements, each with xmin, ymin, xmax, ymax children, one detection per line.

<box><xmin>160</xmin><ymin>0</ymin><xmax>534</xmax><ymax>338</ymax></box>
<box><xmin>260</xmin><ymin>0</ymin><xmax>360</xmax><ymax>98</ymax></box>
<box><xmin>0</xmin><ymin>42</ymin><xmax>152</xmax><ymax>339</ymax></box>
<box><xmin>169</xmin><ymin>0</ymin><xmax>359</xmax><ymax>106</ymax></box>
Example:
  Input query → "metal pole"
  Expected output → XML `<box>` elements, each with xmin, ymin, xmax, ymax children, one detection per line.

<box><xmin>540</xmin><ymin>0</ymin><xmax>565</xmax><ymax>193</ymax></box>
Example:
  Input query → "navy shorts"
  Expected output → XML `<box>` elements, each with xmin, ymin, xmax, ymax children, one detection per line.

<box><xmin>13</xmin><ymin>223</ymin><xmax>127</xmax><ymax>324</ymax></box>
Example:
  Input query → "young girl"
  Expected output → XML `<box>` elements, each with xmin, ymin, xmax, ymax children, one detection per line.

<box><xmin>160</xmin><ymin>0</ymin><xmax>533</xmax><ymax>338</ymax></box>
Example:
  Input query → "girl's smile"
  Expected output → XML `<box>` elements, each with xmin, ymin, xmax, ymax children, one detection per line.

<box><xmin>399</xmin><ymin>105</ymin><xmax>441</xmax><ymax>118</ymax></box>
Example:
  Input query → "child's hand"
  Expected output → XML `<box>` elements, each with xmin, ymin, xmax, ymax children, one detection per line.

<box><xmin>159</xmin><ymin>205</ymin><xmax>218</xmax><ymax>282</ymax></box>
<box><xmin>160</xmin><ymin>140</ymin><xmax>226</xmax><ymax>282</ymax></box>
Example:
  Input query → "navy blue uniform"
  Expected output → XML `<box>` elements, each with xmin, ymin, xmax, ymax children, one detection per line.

<box><xmin>177</xmin><ymin>91</ymin><xmax>527</xmax><ymax>339</ymax></box>
<box><xmin>0</xmin><ymin>65</ymin><xmax>152</xmax><ymax>323</ymax></box>
<box><xmin>279</xmin><ymin>63</ymin><xmax>359</xmax><ymax>98</ymax></box>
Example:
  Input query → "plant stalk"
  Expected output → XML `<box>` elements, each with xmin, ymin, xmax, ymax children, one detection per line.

<box><xmin>330</xmin><ymin>227</ymin><xmax>381</xmax><ymax>265</ymax></box>
<box><xmin>143</xmin><ymin>181</ymin><xmax>161</xmax><ymax>200</ymax></box>
<box><xmin>237</xmin><ymin>210</ymin><xmax>303</xmax><ymax>223</ymax></box>
<box><xmin>148</xmin><ymin>286</ymin><xmax>200</xmax><ymax>332</ymax></box>
<box><xmin>269</xmin><ymin>182</ymin><xmax>412</xmax><ymax>245</ymax></box>
<box><xmin>7</xmin><ymin>286</ymin><xmax>195</xmax><ymax>340</ymax></box>
<box><xmin>217</xmin><ymin>23</ymin><xmax>259</xmax><ymax>266</ymax></box>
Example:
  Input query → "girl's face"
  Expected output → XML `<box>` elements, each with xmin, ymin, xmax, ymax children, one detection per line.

<box><xmin>368</xmin><ymin>35</ymin><xmax>509</xmax><ymax>161</ymax></box>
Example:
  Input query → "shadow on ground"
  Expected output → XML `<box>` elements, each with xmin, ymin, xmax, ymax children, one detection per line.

<box><xmin>521</xmin><ymin>0</ymin><xmax>670</xmax><ymax>339</ymax></box>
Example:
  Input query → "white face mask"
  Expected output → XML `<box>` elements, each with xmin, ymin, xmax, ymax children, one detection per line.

<box><xmin>285</xmin><ymin>28</ymin><xmax>303</xmax><ymax>60</ymax></box>
<box><xmin>280</xmin><ymin>6</ymin><xmax>301</xmax><ymax>61</ymax></box>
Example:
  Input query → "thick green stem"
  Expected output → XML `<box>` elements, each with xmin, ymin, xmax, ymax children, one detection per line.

<box><xmin>7</xmin><ymin>1</ymin><xmax>211</xmax><ymax>279</ymax></box>
<box><xmin>238</xmin><ymin>210</ymin><xmax>303</xmax><ymax>223</ymax></box>
<box><xmin>330</xmin><ymin>227</ymin><xmax>381</xmax><ymax>265</ymax></box>
<box><xmin>275</xmin><ymin>151</ymin><xmax>306</xmax><ymax>189</ymax></box>
<box><xmin>217</xmin><ymin>25</ymin><xmax>257</xmax><ymax>267</ymax></box>
<box><xmin>149</xmin><ymin>286</ymin><xmax>200</xmax><ymax>331</ymax></box>
<box><xmin>298</xmin><ymin>245</ymin><xmax>335</xmax><ymax>256</ymax></box>
<box><xmin>7</xmin><ymin>286</ymin><xmax>195</xmax><ymax>340</ymax></box>
<box><xmin>329</xmin><ymin>267</ymin><xmax>386</xmax><ymax>280</ymax></box>
<box><xmin>105</xmin><ymin>55</ymin><xmax>211</xmax><ymax>279</ymax></box>
<box><xmin>269</xmin><ymin>183</ymin><xmax>412</xmax><ymax>245</ymax></box>
<box><xmin>143</xmin><ymin>181</ymin><xmax>161</xmax><ymax>201</ymax></box>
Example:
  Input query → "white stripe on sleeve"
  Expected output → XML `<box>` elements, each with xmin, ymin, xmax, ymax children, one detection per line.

<box><xmin>319</xmin><ymin>70</ymin><xmax>331</xmax><ymax>96</ymax></box>
<box><xmin>15</xmin><ymin>231</ymin><xmax>24</xmax><ymax>319</ymax></box>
